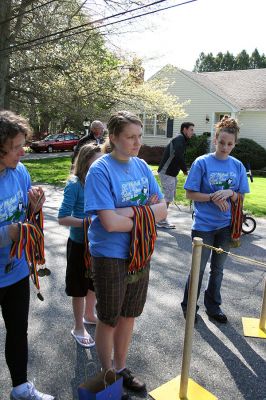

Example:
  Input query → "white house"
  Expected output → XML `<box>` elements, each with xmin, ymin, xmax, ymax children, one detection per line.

<box><xmin>141</xmin><ymin>66</ymin><xmax>266</xmax><ymax>149</ymax></box>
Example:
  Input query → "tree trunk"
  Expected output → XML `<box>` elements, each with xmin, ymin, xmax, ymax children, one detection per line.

<box><xmin>39</xmin><ymin>112</ymin><xmax>51</xmax><ymax>135</ymax></box>
<box><xmin>0</xmin><ymin>0</ymin><xmax>11</xmax><ymax>109</ymax></box>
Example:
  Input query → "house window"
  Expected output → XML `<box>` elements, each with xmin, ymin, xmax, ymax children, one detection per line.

<box><xmin>215</xmin><ymin>112</ymin><xmax>231</xmax><ymax>122</ymax></box>
<box><xmin>155</xmin><ymin>114</ymin><xmax>167</xmax><ymax>136</ymax></box>
<box><xmin>142</xmin><ymin>113</ymin><xmax>167</xmax><ymax>136</ymax></box>
<box><xmin>144</xmin><ymin>114</ymin><xmax>155</xmax><ymax>136</ymax></box>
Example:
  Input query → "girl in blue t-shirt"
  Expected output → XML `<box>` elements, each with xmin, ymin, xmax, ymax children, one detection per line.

<box><xmin>58</xmin><ymin>144</ymin><xmax>102</xmax><ymax>348</ymax></box>
<box><xmin>0</xmin><ymin>110</ymin><xmax>54</xmax><ymax>400</ymax></box>
<box><xmin>181</xmin><ymin>116</ymin><xmax>249</xmax><ymax>323</ymax></box>
<box><xmin>84</xmin><ymin>111</ymin><xmax>167</xmax><ymax>393</ymax></box>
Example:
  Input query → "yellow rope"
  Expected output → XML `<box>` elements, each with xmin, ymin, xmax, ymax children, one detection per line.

<box><xmin>201</xmin><ymin>243</ymin><xmax>266</xmax><ymax>268</ymax></box>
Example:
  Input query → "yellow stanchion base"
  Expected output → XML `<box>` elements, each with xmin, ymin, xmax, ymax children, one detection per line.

<box><xmin>242</xmin><ymin>317</ymin><xmax>266</xmax><ymax>338</ymax></box>
<box><xmin>149</xmin><ymin>375</ymin><xmax>217</xmax><ymax>400</ymax></box>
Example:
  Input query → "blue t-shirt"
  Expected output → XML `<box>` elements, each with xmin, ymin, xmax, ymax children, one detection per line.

<box><xmin>58</xmin><ymin>176</ymin><xmax>85</xmax><ymax>243</ymax></box>
<box><xmin>0</xmin><ymin>163</ymin><xmax>31</xmax><ymax>287</ymax></box>
<box><xmin>184</xmin><ymin>154</ymin><xmax>250</xmax><ymax>231</ymax></box>
<box><xmin>84</xmin><ymin>154</ymin><xmax>163</xmax><ymax>259</ymax></box>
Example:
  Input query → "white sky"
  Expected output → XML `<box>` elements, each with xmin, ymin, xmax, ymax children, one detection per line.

<box><xmin>105</xmin><ymin>0</ymin><xmax>266</xmax><ymax>79</ymax></box>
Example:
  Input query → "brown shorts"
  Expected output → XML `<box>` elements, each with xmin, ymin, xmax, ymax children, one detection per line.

<box><xmin>91</xmin><ymin>257</ymin><xmax>150</xmax><ymax>327</ymax></box>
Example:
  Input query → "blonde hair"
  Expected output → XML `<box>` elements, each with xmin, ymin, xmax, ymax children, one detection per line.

<box><xmin>73</xmin><ymin>143</ymin><xmax>101</xmax><ymax>184</ymax></box>
<box><xmin>215</xmin><ymin>116</ymin><xmax>239</xmax><ymax>141</ymax></box>
<box><xmin>107</xmin><ymin>111</ymin><xmax>142</xmax><ymax>151</ymax></box>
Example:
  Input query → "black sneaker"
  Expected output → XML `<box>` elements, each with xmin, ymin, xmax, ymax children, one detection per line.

<box><xmin>118</xmin><ymin>368</ymin><xmax>146</xmax><ymax>392</ymax></box>
<box><xmin>206</xmin><ymin>311</ymin><xmax>227</xmax><ymax>323</ymax></box>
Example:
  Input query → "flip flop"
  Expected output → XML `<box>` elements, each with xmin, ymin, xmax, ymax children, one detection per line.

<box><xmin>83</xmin><ymin>317</ymin><xmax>97</xmax><ymax>325</ymax></box>
<box><xmin>71</xmin><ymin>329</ymin><xmax>95</xmax><ymax>348</ymax></box>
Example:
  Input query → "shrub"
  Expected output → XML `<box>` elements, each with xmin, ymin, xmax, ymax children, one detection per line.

<box><xmin>185</xmin><ymin>134</ymin><xmax>209</xmax><ymax>165</ymax></box>
<box><xmin>138</xmin><ymin>134</ymin><xmax>209</xmax><ymax>166</ymax></box>
<box><xmin>231</xmin><ymin>138</ymin><xmax>266</xmax><ymax>170</ymax></box>
<box><xmin>138</xmin><ymin>145</ymin><xmax>164</xmax><ymax>164</ymax></box>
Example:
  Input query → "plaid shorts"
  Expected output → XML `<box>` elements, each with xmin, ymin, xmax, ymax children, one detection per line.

<box><xmin>159</xmin><ymin>173</ymin><xmax>177</xmax><ymax>202</ymax></box>
<box><xmin>91</xmin><ymin>257</ymin><xmax>150</xmax><ymax>327</ymax></box>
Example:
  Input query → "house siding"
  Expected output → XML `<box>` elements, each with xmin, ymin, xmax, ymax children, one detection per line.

<box><xmin>143</xmin><ymin>69</ymin><xmax>233</xmax><ymax>146</ymax></box>
<box><xmin>143</xmin><ymin>67</ymin><xmax>266</xmax><ymax>149</ymax></box>
<box><xmin>237</xmin><ymin>111</ymin><xmax>266</xmax><ymax>149</ymax></box>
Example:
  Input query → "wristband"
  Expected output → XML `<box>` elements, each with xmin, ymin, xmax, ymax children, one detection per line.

<box><xmin>209</xmin><ymin>193</ymin><xmax>213</xmax><ymax>202</ymax></box>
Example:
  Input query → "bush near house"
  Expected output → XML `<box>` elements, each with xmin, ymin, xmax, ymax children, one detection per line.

<box><xmin>185</xmin><ymin>134</ymin><xmax>209</xmax><ymax>165</ymax></box>
<box><xmin>138</xmin><ymin>134</ymin><xmax>209</xmax><ymax>166</ymax></box>
<box><xmin>138</xmin><ymin>145</ymin><xmax>164</xmax><ymax>164</ymax></box>
<box><xmin>231</xmin><ymin>138</ymin><xmax>266</xmax><ymax>170</ymax></box>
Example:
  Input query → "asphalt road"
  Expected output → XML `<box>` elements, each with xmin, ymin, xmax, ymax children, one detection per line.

<box><xmin>22</xmin><ymin>151</ymin><xmax>73</xmax><ymax>160</ymax></box>
<box><xmin>0</xmin><ymin>185</ymin><xmax>265</xmax><ymax>400</ymax></box>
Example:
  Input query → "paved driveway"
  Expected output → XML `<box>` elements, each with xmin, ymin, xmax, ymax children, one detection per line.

<box><xmin>22</xmin><ymin>151</ymin><xmax>73</xmax><ymax>161</ymax></box>
<box><xmin>0</xmin><ymin>185</ymin><xmax>265</xmax><ymax>400</ymax></box>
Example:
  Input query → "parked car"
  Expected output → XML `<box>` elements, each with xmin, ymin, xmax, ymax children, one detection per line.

<box><xmin>30</xmin><ymin>133</ymin><xmax>80</xmax><ymax>153</ymax></box>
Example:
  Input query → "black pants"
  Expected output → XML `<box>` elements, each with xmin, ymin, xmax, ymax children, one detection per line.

<box><xmin>0</xmin><ymin>276</ymin><xmax>29</xmax><ymax>387</ymax></box>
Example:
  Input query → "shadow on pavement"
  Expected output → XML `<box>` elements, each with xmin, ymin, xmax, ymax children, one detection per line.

<box><xmin>196</xmin><ymin>319</ymin><xmax>266</xmax><ymax>400</ymax></box>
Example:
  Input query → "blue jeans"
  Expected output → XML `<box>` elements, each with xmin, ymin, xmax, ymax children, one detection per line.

<box><xmin>181</xmin><ymin>226</ymin><xmax>231</xmax><ymax>315</ymax></box>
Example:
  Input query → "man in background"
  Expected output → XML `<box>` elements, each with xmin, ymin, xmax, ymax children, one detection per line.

<box><xmin>157</xmin><ymin>122</ymin><xmax>195</xmax><ymax>229</ymax></box>
<box><xmin>72</xmin><ymin>120</ymin><xmax>105</xmax><ymax>163</ymax></box>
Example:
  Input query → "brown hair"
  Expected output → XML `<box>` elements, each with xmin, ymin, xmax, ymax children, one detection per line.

<box><xmin>0</xmin><ymin>110</ymin><xmax>32</xmax><ymax>157</ymax></box>
<box><xmin>180</xmin><ymin>122</ymin><xmax>194</xmax><ymax>133</ymax></box>
<box><xmin>215</xmin><ymin>116</ymin><xmax>239</xmax><ymax>141</ymax></box>
<box><xmin>73</xmin><ymin>143</ymin><xmax>102</xmax><ymax>184</ymax></box>
<box><xmin>107</xmin><ymin>111</ymin><xmax>143</xmax><ymax>151</ymax></box>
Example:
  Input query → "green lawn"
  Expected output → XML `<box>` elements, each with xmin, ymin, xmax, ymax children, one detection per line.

<box><xmin>150</xmin><ymin>165</ymin><xmax>266</xmax><ymax>217</ymax></box>
<box><xmin>22</xmin><ymin>157</ymin><xmax>72</xmax><ymax>186</ymax></box>
<box><xmin>23</xmin><ymin>158</ymin><xmax>266</xmax><ymax>217</ymax></box>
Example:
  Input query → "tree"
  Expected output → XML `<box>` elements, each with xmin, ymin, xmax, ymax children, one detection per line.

<box><xmin>194</xmin><ymin>49</ymin><xmax>266</xmax><ymax>72</ymax></box>
<box><xmin>0</xmin><ymin>0</ymin><xmax>12</xmax><ymax>109</ymax></box>
<box><xmin>221</xmin><ymin>51</ymin><xmax>235</xmax><ymax>71</ymax></box>
<box><xmin>235</xmin><ymin>50</ymin><xmax>250</xmax><ymax>70</ymax></box>
<box><xmin>0</xmin><ymin>1</ymin><xmax>186</xmax><ymax>134</ymax></box>
<box><xmin>193</xmin><ymin>52</ymin><xmax>217</xmax><ymax>72</ymax></box>
<box><xmin>215</xmin><ymin>52</ymin><xmax>224</xmax><ymax>71</ymax></box>
<box><xmin>250</xmin><ymin>48</ymin><xmax>266</xmax><ymax>69</ymax></box>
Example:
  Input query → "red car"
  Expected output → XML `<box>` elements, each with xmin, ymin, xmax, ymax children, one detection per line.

<box><xmin>30</xmin><ymin>133</ymin><xmax>80</xmax><ymax>153</ymax></box>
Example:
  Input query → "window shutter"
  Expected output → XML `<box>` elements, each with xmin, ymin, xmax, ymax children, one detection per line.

<box><xmin>166</xmin><ymin>118</ymin><xmax>174</xmax><ymax>138</ymax></box>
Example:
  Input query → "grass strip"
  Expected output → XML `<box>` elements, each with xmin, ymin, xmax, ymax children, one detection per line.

<box><xmin>23</xmin><ymin>158</ymin><xmax>265</xmax><ymax>217</ymax></box>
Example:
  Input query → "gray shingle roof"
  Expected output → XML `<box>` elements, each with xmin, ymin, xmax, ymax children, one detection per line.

<box><xmin>181</xmin><ymin>68</ymin><xmax>266</xmax><ymax>110</ymax></box>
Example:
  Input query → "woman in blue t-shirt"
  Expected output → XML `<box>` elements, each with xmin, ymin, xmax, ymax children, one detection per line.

<box><xmin>0</xmin><ymin>110</ymin><xmax>54</xmax><ymax>400</ymax></box>
<box><xmin>181</xmin><ymin>116</ymin><xmax>249</xmax><ymax>323</ymax></box>
<box><xmin>58</xmin><ymin>144</ymin><xmax>102</xmax><ymax>348</ymax></box>
<box><xmin>84</xmin><ymin>111</ymin><xmax>167</xmax><ymax>393</ymax></box>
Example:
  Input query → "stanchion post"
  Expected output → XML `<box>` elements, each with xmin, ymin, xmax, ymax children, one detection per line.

<box><xmin>179</xmin><ymin>237</ymin><xmax>203</xmax><ymax>400</ymax></box>
<box><xmin>259</xmin><ymin>280</ymin><xmax>266</xmax><ymax>330</ymax></box>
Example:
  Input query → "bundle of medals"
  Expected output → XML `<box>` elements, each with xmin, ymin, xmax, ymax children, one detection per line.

<box><xmin>128</xmin><ymin>205</ymin><xmax>157</xmax><ymax>274</ymax></box>
<box><xmin>8</xmin><ymin>193</ymin><xmax>50</xmax><ymax>300</ymax></box>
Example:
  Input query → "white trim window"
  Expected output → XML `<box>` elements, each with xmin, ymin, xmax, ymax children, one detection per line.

<box><xmin>141</xmin><ymin>113</ymin><xmax>167</xmax><ymax>136</ymax></box>
<box><xmin>215</xmin><ymin>112</ymin><xmax>231</xmax><ymax>123</ymax></box>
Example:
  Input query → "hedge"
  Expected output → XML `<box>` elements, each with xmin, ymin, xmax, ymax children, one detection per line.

<box><xmin>138</xmin><ymin>134</ymin><xmax>209</xmax><ymax>165</ymax></box>
<box><xmin>231</xmin><ymin>138</ymin><xmax>266</xmax><ymax>170</ymax></box>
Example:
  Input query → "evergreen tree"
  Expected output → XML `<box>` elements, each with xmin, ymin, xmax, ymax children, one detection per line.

<box><xmin>193</xmin><ymin>52</ymin><xmax>216</xmax><ymax>72</ymax></box>
<box><xmin>222</xmin><ymin>51</ymin><xmax>235</xmax><ymax>70</ymax></box>
<box><xmin>235</xmin><ymin>50</ymin><xmax>250</xmax><ymax>70</ymax></box>
<box><xmin>194</xmin><ymin>49</ymin><xmax>266</xmax><ymax>72</ymax></box>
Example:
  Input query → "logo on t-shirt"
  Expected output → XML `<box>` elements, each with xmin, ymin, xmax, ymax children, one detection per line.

<box><xmin>209</xmin><ymin>172</ymin><xmax>236</xmax><ymax>190</ymax></box>
<box><xmin>121</xmin><ymin>177</ymin><xmax>149</xmax><ymax>204</ymax></box>
<box><xmin>130</xmin><ymin>186</ymin><xmax>148</xmax><ymax>204</ymax></box>
<box><xmin>0</xmin><ymin>190</ymin><xmax>26</xmax><ymax>224</ymax></box>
